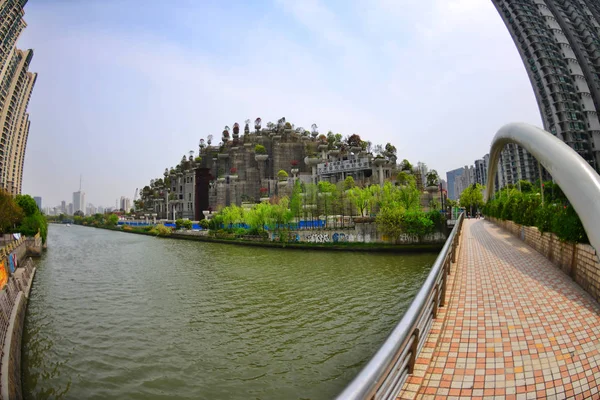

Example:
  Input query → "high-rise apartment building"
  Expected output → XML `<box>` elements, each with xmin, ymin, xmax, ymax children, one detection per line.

<box><xmin>493</xmin><ymin>0</ymin><xmax>600</xmax><ymax>173</ymax></box>
<box><xmin>0</xmin><ymin>0</ymin><xmax>36</xmax><ymax>195</ymax></box>
<box><xmin>33</xmin><ymin>195</ymin><xmax>40</xmax><ymax>209</ymax></box>
<box><xmin>120</xmin><ymin>196</ymin><xmax>131</xmax><ymax>212</ymax></box>
<box><xmin>446</xmin><ymin>168</ymin><xmax>464</xmax><ymax>200</ymax></box>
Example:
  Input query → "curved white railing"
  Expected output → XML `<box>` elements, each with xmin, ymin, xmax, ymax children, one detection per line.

<box><xmin>336</xmin><ymin>213</ymin><xmax>464</xmax><ymax>400</ymax></box>
<box><xmin>485</xmin><ymin>122</ymin><xmax>600</xmax><ymax>253</ymax></box>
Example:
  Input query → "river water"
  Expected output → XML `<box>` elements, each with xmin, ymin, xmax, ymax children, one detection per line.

<box><xmin>22</xmin><ymin>225</ymin><xmax>437</xmax><ymax>400</ymax></box>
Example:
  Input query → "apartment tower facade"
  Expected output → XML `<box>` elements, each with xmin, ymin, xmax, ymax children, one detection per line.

<box><xmin>0</xmin><ymin>0</ymin><xmax>36</xmax><ymax>195</ymax></box>
<box><xmin>492</xmin><ymin>0</ymin><xmax>600</xmax><ymax>177</ymax></box>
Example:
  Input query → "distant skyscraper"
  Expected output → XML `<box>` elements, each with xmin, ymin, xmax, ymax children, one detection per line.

<box><xmin>33</xmin><ymin>196</ymin><xmax>41</xmax><ymax>210</ymax></box>
<box><xmin>67</xmin><ymin>202</ymin><xmax>73</xmax><ymax>216</ymax></box>
<box><xmin>73</xmin><ymin>191</ymin><xmax>85</xmax><ymax>214</ymax></box>
<box><xmin>493</xmin><ymin>0</ymin><xmax>600</xmax><ymax>172</ymax></box>
<box><xmin>446</xmin><ymin>168</ymin><xmax>464</xmax><ymax>200</ymax></box>
<box><xmin>454</xmin><ymin>165</ymin><xmax>475</xmax><ymax>200</ymax></box>
<box><xmin>61</xmin><ymin>200</ymin><xmax>66</xmax><ymax>214</ymax></box>
<box><xmin>0</xmin><ymin>1</ymin><xmax>36</xmax><ymax>195</ymax></box>
<box><xmin>120</xmin><ymin>196</ymin><xmax>131</xmax><ymax>212</ymax></box>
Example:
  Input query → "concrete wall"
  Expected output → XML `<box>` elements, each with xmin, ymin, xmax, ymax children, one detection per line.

<box><xmin>488</xmin><ymin>217</ymin><xmax>600</xmax><ymax>303</ymax></box>
<box><xmin>270</xmin><ymin>223</ymin><xmax>448</xmax><ymax>245</ymax></box>
<box><xmin>0</xmin><ymin>238</ymin><xmax>38</xmax><ymax>400</ymax></box>
<box><xmin>1</xmin><ymin>292</ymin><xmax>24</xmax><ymax>400</ymax></box>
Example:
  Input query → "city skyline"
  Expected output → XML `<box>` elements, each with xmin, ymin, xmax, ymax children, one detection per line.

<box><xmin>16</xmin><ymin>0</ymin><xmax>543</xmax><ymax>206</ymax></box>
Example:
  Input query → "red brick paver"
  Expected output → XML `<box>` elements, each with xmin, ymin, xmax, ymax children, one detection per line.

<box><xmin>407</xmin><ymin>219</ymin><xmax>600</xmax><ymax>399</ymax></box>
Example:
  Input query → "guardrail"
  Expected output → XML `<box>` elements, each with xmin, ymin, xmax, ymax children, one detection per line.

<box><xmin>485</xmin><ymin>122</ymin><xmax>600</xmax><ymax>255</ymax></box>
<box><xmin>0</xmin><ymin>237</ymin><xmax>25</xmax><ymax>260</ymax></box>
<box><xmin>336</xmin><ymin>212</ymin><xmax>464</xmax><ymax>400</ymax></box>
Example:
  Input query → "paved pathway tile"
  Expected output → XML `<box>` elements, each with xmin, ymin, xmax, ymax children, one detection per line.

<box><xmin>405</xmin><ymin>219</ymin><xmax>600</xmax><ymax>399</ymax></box>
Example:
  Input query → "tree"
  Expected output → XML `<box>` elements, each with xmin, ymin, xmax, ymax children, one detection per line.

<box><xmin>15</xmin><ymin>194</ymin><xmax>38</xmax><ymax>216</ymax></box>
<box><xmin>400</xmin><ymin>159</ymin><xmax>413</xmax><ymax>172</ymax></box>
<box><xmin>343</xmin><ymin>176</ymin><xmax>355</xmax><ymax>190</ymax></box>
<box><xmin>346</xmin><ymin>134</ymin><xmax>362</xmax><ymax>148</ymax></box>
<box><xmin>460</xmin><ymin>183</ymin><xmax>485</xmax><ymax>216</ymax></box>
<box><xmin>289</xmin><ymin>180</ymin><xmax>302</xmax><ymax>218</ymax></box>
<box><xmin>0</xmin><ymin>190</ymin><xmax>23</xmax><ymax>234</ymax></box>
<box><xmin>15</xmin><ymin>194</ymin><xmax>48</xmax><ymax>243</ymax></box>
<box><xmin>376</xmin><ymin>206</ymin><xmax>405</xmax><ymax>243</ymax></box>
<box><xmin>107</xmin><ymin>214</ymin><xmax>119</xmax><ymax>226</ymax></box>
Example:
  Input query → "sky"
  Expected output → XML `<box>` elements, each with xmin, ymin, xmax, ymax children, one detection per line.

<box><xmin>17</xmin><ymin>0</ymin><xmax>542</xmax><ymax>208</ymax></box>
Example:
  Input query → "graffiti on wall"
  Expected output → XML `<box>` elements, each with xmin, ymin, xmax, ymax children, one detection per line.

<box><xmin>332</xmin><ymin>233</ymin><xmax>347</xmax><ymax>243</ymax></box>
<box><xmin>0</xmin><ymin>261</ymin><xmax>7</xmax><ymax>288</ymax></box>
<box><xmin>306</xmin><ymin>233</ymin><xmax>330</xmax><ymax>243</ymax></box>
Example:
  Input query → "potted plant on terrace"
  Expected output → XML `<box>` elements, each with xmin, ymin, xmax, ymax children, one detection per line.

<box><xmin>232</xmin><ymin>122</ymin><xmax>240</xmax><ymax>139</ymax></box>
<box><xmin>254</xmin><ymin>117</ymin><xmax>262</xmax><ymax>134</ymax></box>
<box><xmin>284</xmin><ymin>122</ymin><xmax>293</xmax><ymax>134</ymax></box>
<box><xmin>317</xmin><ymin>134</ymin><xmax>328</xmax><ymax>151</ymax></box>
<box><xmin>255</xmin><ymin>144</ymin><xmax>268</xmax><ymax>162</ymax></box>
<box><xmin>217</xmin><ymin>168</ymin><xmax>226</xmax><ymax>182</ymax></box>
<box><xmin>347</xmin><ymin>133</ymin><xmax>362</xmax><ymax>154</ymax></box>
<box><xmin>310</xmin><ymin>123</ymin><xmax>319</xmax><ymax>138</ymax></box>
<box><xmin>222</xmin><ymin>126</ymin><xmax>230</xmax><ymax>143</ymax></box>
<box><xmin>244</xmin><ymin>119</ymin><xmax>251</xmax><ymax>135</ymax></box>
<box><xmin>259</xmin><ymin>187</ymin><xmax>269</xmax><ymax>202</ymax></box>
<box><xmin>290</xmin><ymin>160</ymin><xmax>299</xmax><ymax>176</ymax></box>
<box><xmin>229</xmin><ymin>167</ymin><xmax>238</xmax><ymax>180</ymax></box>
<box><xmin>277</xmin><ymin>169</ymin><xmax>289</xmax><ymax>186</ymax></box>
<box><xmin>426</xmin><ymin>170</ymin><xmax>440</xmax><ymax>193</ymax></box>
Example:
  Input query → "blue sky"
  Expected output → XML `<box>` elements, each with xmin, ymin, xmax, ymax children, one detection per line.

<box><xmin>18</xmin><ymin>0</ymin><xmax>541</xmax><ymax>208</ymax></box>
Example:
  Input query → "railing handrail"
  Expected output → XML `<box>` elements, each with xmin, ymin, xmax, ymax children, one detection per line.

<box><xmin>485</xmin><ymin>122</ymin><xmax>600</xmax><ymax>254</ymax></box>
<box><xmin>337</xmin><ymin>212</ymin><xmax>464</xmax><ymax>400</ymax></box>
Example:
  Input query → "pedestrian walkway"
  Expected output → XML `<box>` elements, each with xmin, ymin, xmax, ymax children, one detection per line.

<box><xmin>403</xmin><ymin>219</ymin><xmax>600</xmax><ymax>399</ymax></box>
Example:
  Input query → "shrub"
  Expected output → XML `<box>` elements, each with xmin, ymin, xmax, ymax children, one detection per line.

<box><xmin>255</xmin><ymin>144</ymin><xmax>267</xmax><ymax>154</ymax></box>
<box><xmin>484</xmin><ymin>186</ymin><xmax>588</xmax><ymax>244</ymax></box>
<box><xmin>175</xmin><ymin>219</ymin><xmax>184</xmax><ymax>230</ymax></box>
<box><xmin>154</xmin><ymin>224</ymin><xmax>172</xmax><ymax>237</ymax></box>
<box><xmin>183</xmin><ymin>220</ymin><xmax>193</xmax><ymax>230</ymax></box>
<box><xmin>200</xmin><ymin>219</ymin><xmax>209</xmax><ymax>229</ymax></box>
<box><xmin>235</xmin><ymin>227</ymin><xmax>248</xmax><ymax>236</ymax></box>
<box><xmin>402</xmin><ymin>211</ymin><xmax>435</xmax><ymax>238</ymax></box>
<box><xmin>277</xmin><ymin>170</ymin><xmax>289</xmax><ymax>180</ymax></box>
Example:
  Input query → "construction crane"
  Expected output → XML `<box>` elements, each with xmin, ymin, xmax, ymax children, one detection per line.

<box><xmin>133</xmin><ymin>188</ymin><xmax>139</xmax><ymax>211</ymax></box>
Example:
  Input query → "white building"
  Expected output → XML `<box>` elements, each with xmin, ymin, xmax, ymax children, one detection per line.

<box><xmin>73</xmin><ymin>190</ymin><xmax>85</xmax><ymax>214</ymax></box>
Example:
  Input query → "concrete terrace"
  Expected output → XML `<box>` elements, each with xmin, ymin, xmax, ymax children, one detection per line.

<box><xmin>400</xmin><ymin>219</ymin><xmax>600</xmax><ymax>399</ymax></box>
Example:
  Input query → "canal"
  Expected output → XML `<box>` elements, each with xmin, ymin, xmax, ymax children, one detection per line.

<box><xmin>22</xmin><ymin>225</ymin><xmax>437</xmax><ymax>400</ymax></box>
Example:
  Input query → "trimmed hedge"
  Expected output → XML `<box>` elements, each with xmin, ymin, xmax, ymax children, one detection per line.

<box><xmin>483</xmin><ymin>185</ymin><xmax>588</xmax><ymax>244</ymax></box>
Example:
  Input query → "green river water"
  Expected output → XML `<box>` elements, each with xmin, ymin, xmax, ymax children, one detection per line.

<box><xmin>22</xmin><ymin>225</ymin><xmax>436</xmax><ymax>400</ymax></box>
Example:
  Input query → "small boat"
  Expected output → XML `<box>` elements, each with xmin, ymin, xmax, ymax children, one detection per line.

<box><xmin>66</xmin><ymin>223</ymin><xmax>71</xmax><ymax>227</ymax></box>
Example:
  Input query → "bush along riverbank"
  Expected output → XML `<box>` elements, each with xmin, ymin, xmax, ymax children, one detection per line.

<box><xmin>83</xmin><ymin>223</ymin><xmax>444</xmax><ymax>253</ymax></box>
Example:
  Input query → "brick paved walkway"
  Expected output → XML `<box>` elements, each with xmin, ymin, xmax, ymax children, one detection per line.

<box><xmin>406</xmin><ymin>219</ymin><xmax>600</xmax><ymax>399</ymax></box>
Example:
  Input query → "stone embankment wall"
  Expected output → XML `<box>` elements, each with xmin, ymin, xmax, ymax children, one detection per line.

<box><xmin>488</xmin><ymin>217</ymin><xmax>600</xmax><ymax>302</ymax></box>
<box><xmin>271</xmin><ymin>222</ymin><xmax>448</xmax><ymax>245</ymax></box>
<box><xmin>0</xmin><ymin>236</ymin><xmax>40</xmax><ymax>400</ymax></box>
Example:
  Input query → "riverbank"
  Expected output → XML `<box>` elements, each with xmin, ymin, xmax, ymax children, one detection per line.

<box><xmin>0</xmin><ymin>236</ymin><xmax>39</xmax><ymax>400</ymax></box>
<box><xmin>81</xmin><ymin>225</ymin><xmax>444</xmax><ymax>253</ymax></box>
